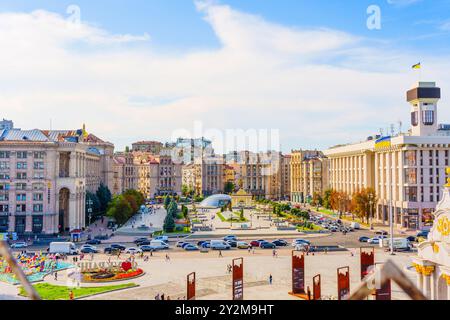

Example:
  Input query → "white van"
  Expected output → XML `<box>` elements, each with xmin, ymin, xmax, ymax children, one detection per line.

<box><xmin>380</xmin><ymin>238</ymin><xmax>411</xmax><ymax>252</ymax></box>
<box><xmin>49</xmin><ymin>242</ymin><xmax>79</xmax><ymax>255</ymax></box>
<box><xmin>210</xmin><ymin>240</ymin><xmax>231</xmax><ymax>250</ymax></box>
<box><xmin>149</xmin><ymin>240</ymin><xmax>169</xmax><ymax>250</ymax></box>
<box><xmin>350</xmin><ymin>222</ymin><xmax>361</xmax><ymax>230</ymax></box>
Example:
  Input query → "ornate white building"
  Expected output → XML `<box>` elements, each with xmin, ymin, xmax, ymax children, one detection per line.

<box><xmin>412</xmin><ymin>168</ymin><xmax>450</xmax><ymax>300</ymax></box>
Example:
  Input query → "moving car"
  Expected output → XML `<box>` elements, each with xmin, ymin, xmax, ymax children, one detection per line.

<box><xmin>350</xmin><ymin>222</ymin><xmax>361</xmax><ymax>230</ymax></box>
<box><xmin>224</xmin><ymin>235</ymin><xmax>237</xmax><ymax>242</ymax></box>
<box><xmin>104</xmin><ymin>247</ymin><xmax>120</xmax><ymax>254</ymax></box>
<box><xmin>291</xmin><ymin>239</ymin><xmax>310</xmax><ymax>247</ymax></box>
<box><xmin>201</xmin><ymin>242</ymin><xmax>211</xmax><ymax>249</ymax></box>
<box><xmin>176</xmin><ymin>241</ymin><xmax>188</xmax><ymax>247</ymax></box>
<box><xmin>126</xmin><ymin>247</ymin><xmax>142</xmax><ymax>254</ymax></box>
<box><xmin>137</xmin><ymin>240</ymin><xmax>151</xmax><ymax>246</ymax></box>
<box><xmin>367</xmin><ymin>237</ymin><xmax>386</xmax><ymax>244</ymax></box>
<box><xmin>140</xmin><ymin>245</ymin><xmax>154</xmax><ymax>252</ymax></box>
<box><xmin>250</xmin><ymin>239</ymin><xmax>266</xmax><ymax>247</ymax></box>
<box><xmin>407</xmin><ymin>236</ymin><xmax>417</xmax><ymax>243</ymax></box>
<box><xmin>80</xmin><ymin>247</ymin><xmax>98</xmax><ymax>253</ymax></box>
<box><xmin>86</xmin><ymin>239</ymin><xmax>102</xmax><ymax>245</ymax></box>
<box><xmin>184</xmin><ymin>244</ymin><xmax>199</xmax><ymax>251</ymax></box>
<box><xmin>134</xmin><ymin>237</ymin><xmax>149</xmax><ymax>245</ymax></box>
<box><xmin>10</xmin><ymin>242</ymin><xmax>28</xmax><ymax>248</ymax></box>
<box><xmin>359</xmin><ymin>236</ymin><xmax>370</xmax><ymax>243</ymax></box>
<box><xmin>237</xmin><ymin>241</ymin><xmax>250</xmax><ymax>249</ymax></box>
<box><xmin>110</xmin><ymin>244</ymin><xmax>126</xmax><ymax>251</ymax></box>
<box><xmin>260</xmin><ymin>241</ymin><xmax>276</xmax><ymax>249</ymax></box>
<box><xmin>81</xmin><ymin>244</ymin><xmax>97</xmax><ymax>250</ymax></box>
<box><xmin>155</xmin><ymin>236</ymin><xmax>169</xmax><ymax>242</ymax></box>
<box><xmin>272</xmin><ymin>239</ymin><xmax>288</xmax><ymax>247</ymax></box>
<box><xmin>210</xmin><ymin>240</ymin><xmax>231</xmax><ymax>250</ymax></box>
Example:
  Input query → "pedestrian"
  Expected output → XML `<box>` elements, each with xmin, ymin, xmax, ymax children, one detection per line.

<box><xmin>269</xmin><ymin>274</ymin><xmax>273</xmax><ymax>285</ymax></box>
<box><xmin>69</xmin><ymin>290</ymin><xmax>74</xmax><ymax>300</ymax></box>
<box><xmin>155</xmin><ymin>293</ymin><xmax>160</xmax><ymax>300</ymax></box>
<box><xmin>218</xmin><ymin>250</ymin><xmax>223</xmax><ymax>258</ymax></box>
<box><xmin>272</xmin><ymin>249</ymin><xmax>276</xmax><ymax>258</ymax></box>
<box><xmin>161</xmin><ymin>293</ymin><xmax>165</xmax><ymax>300</ymax></box>
<box><xmin>54</xmin><ymin>272</ymin><xmax>58</xmax><ymax>281</ymax></box>
<box><xmin>248</xmin><ymin>246</ymin><xmax>251</xmax><ymax>254</ymax></box>
<box><xmin>324</xmin><ymin>248</ymin><xmax>328</xmax><ymax>255</ymax></box>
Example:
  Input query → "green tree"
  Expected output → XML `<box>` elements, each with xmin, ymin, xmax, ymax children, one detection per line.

<box><xmin>96</xmin><ymin>184</ymin><xmax>112</xmax><ymax>213</ymax></box>
<box><xmin>167</xmin><ymin>201</ymin><xmax>178</xmax><ymax>218</ymax></box>
<box><xmin>164</xmin><ymin>196</ymin><xmax>172</xmax><ymax>209</ymax></box>
<box><xmin>123</xmin><ymin>189</ymin><xmax>145</xmax><ymax>209</ymax></box>
<box><xmin>323</xmin><ymin>189</ymin><xmax>333</xmax><ymax>209</ymax></box>
<box><xmin>163</xmin><ymin>213</ymin><xmax>175</xmax><ymax>233</ymax></box>
<box><xmin>106</xmin><ymin>195</ymin><xmax>132</xmax><ymax>226</ymax></box>
<box><xmin>125</xmin><ymin>146</ymin><xmax>130</xmax><ymax>153</ymax></box>
<box><xmin>181</xmin><ymin>205</ymin><xmax>189</xmax><ymax>219</ymax></box>
<box><xmin>224</xmin><ymin>182</ymin><xmax>235</xmax><ymax>194</ymax></box>
<box><xmin>239</xmin><ymin>208</ymin><xmax>244</xmax><ymax>221</ymax></box>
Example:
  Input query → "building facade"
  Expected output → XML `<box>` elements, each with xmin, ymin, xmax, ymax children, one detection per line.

<box><xmin>131</xmin><ymin>141</ymin><xmax>163</xmax><ymax>155</ymax></box>
<box><xmin>0</xmin><ymin>127</ymin><xmax>114</xmax><ymax>235</ymax></box>
<box><xmin>324</xmin><ymin>82</ymin><xmax>450</xmax><ymax>230</ymax></box>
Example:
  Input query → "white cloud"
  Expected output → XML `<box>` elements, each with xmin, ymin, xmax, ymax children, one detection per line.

<box><xmin>1</xmin><ymin>1</ymin><xmax>450</xmax><ymax>153</ymax></box>
<box><xmin>387</xmin><ymin>0</ymin><xmax>422</xmax><ymax>7</ymax></box>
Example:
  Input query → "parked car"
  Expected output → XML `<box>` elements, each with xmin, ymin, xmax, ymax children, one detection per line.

<box><xmin>368</xmin><ymin>237</ymin><xmax>382</xmax><ymax>244</ymax></box>
<box><xmin>260</xmin><ymin>241</ymin><xmax>276</xmax><ymax>249</ymax></box>
<box><xmin>272</xmin><ymin>239</ymin><xmax>288</xmax><ymax>247</ymax></box>
<box><xmin>176</xmin><ymin>241</ymin><xmax>188</xmax><ymax>248</ymax></box>
<box><xmin>10</xmin><ymin>242</ymin><xmax>28</xmax><ymax>248</ymax></box>
<box><xmin>350</xmin><ymin>222</ymin><xmax>361</xmax><ymax>230</ymax></box>
<box><xmin>224</xmin><ymin>235</ymin><xmax>238</xmax><ymax>242</ymax></box>
<box><xmin>237</xmin><ymin>241</ymin><xmax>250</xmax><ymax>249</ymax></box>
<box><xmin>110</xmin><ymin>244</ymin><xmax>126</xmax><ymax>251</ymax></box>
<box><xmin>359</xmin><ymin>236</ymin><xmax>370</xmax><ymax>243</ymax></box>
<box><xmin>126</xmin><ymin>247</ymin><xmax>142</xmax><ymax>254</ymax></box>
<box><xmin>201</xmin><ymin>242</ymin><xmax>211</xmax><ymax>249</ymax></box>
<box><xmin>184</xmin><ymin>244</ymin><xmax>199</xmax><ymax>251</ymax></box>
<box><xmin>155</xmin><ymin>236</ymin><xmax>169</xmax><ymax>242</ymax></box>
<box><xmin>80</xmin><ymin>247</ymin><xmax>98</xmax><ymax>253</ymax></box>
<box><xmin>197</xmin><ymin>240</ymin><xmax>207</xmax><ymax>246</ymax></box>
<box><xmin>140</xmin><ymin>245</ymin><xmax>154</xmax><ymax>252</ymax></box>
<box><xmin>210</xmin><ymin>240</ymin><xmax>231</xmax><ymax>250</ymax></box>
<box><xmin>407</xmin><ymin>236</ymin><xmax>417</xmax><ymax>243</ymax></box>
<box><xmin>375</xmin><ymin>231</ymin><xmax>388</xmax><ymax>236</ymax></box>
<box><xmin>104</xmin><ymin>247</ymin><xmax>120</xmax><ymax>255</ymax></box>
<box><xmin>250</xmin><ymin>240</ymin><xmax>264</xmax><ymax>247</ymax></box>
<box><xmin>226</xmin><ymin>240</ymin><xmax>238</xmax><ymax>248</ymax></box>
<box><xmin>148</xmin><ymin>240</ymin><xmax>170</xmax><ymax>250</ymax></box>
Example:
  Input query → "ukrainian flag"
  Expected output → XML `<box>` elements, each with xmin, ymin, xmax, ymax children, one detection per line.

<box><xmin>412</xmin><ymin>63</ymin><xmax>421</xmax><ymax>70</ymax></box>
<box><xmin>375</xmin><ymin>136</ymin><xmax>391</xmax><ymax>149</ymax></box>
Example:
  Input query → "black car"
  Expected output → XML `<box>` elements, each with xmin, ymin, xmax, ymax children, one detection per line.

<box><xmin>226</xmin><ymin>240</ymin><xmax>238</xmax><ymax>248</ymax></box>
<box><xmin>86</xmin><ymin>239</ymin><xmax>101</xmax><ymax>245</ymax></box>
<box><xmin>359</xmin><ymin>236</ymin><xmax>370</xmax><ymax>243</ymax></box>
<box><xmin>272</xmin><ymin>239</ymin><xmax>288</xmax><ymax>247</ymax></box>
<box><xmin>260</xmin><ymin>241</ymin><xmax>276</xmax><ymax>249</ymax></box>
<box><xmin>407</xmin><ymin>236</ymin><xmax>417</xmax><ymax>243</ymax></box>
<box><xmin>110</xmin><ymin>244</ymin><xmax>126</xmax><ymax>251</ymax></box>
<box><xmin>137</xmin><ymin>240</ymin><xmax>151</xmax><ymax>246</ymax></box>
<box><xmin>81</xmin><ymin>247</ymin><xmax>98</xmax><ymax>253</ymax></box>
<box><xmin>134</xmin><ymin>237</ymin><xmax>149</xmax><ymax>244</ymax></box>
<box><xmin>197</xmin><ymin>240</ymin><xmax>208</xmax><ymax>246</ymax></box>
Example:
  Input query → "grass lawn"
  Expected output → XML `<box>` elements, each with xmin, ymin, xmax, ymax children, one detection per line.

<box><xmin>316</xmin><ymin>208</ymin><xmax>370</xmax><ymax>227</ymax></box>
<box><xmin>217</xmin><ymin>212</ymin><xmax>248</xmax><ymax>223</ymax></box>
<box><xmin>19</xmin><ymin>283</ymin><xmax>136</xmax><ymax>300</ymax></box>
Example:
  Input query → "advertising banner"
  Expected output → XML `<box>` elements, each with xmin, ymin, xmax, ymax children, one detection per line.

<box><xmin>313</xmin><ymin>274</ymin><xmax>321</xmax><ymax>300</ymax></box>
<box><xmin>232</xmin><ymin>258</ymin><xmax>244</xmax><ymax>300</ymax></box>
<box><xmin>375</xmin><ymin>264</ymin><xmax>391</xmax><ymax>300</ymax></box>
<box><xmin>187</xmin><ymin>272</ymin><xmax>196</xmax><ymax>300</ymax></box>
<box><xmin>292</xmin><ymin>251</ymin><xmax>305</xmax><ymax>294</ymax></box>
<box><xmin>360</xmin><ymin>247</ymin><xmax>375</xmax><ymax>280</ymax></box>
<box><xmin>337</xmin><ymin>267</ymin><xmax>350</xmax><ymax>300</ymax></box>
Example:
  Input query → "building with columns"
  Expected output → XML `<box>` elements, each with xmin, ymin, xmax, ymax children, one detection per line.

<box><xmin>0</xmin><ymin>126</ymin><xmax>114</xmax><ymax>236</ymax></box>
<box><xmin>412</xmin><ymin>169</ymin><xmax>450</xmax><ymax>300</ymax></box>
<box><xmin>290</xmin><ymin>150</ymin><xmax>328</xmax><ymax>203</ymax></box>
<box><xmin>324</xmin><ymin>82</ymin><xmax>450</xmax><ymax>230</ymax></box>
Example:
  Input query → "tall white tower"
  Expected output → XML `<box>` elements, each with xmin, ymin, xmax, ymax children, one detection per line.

<box><xmin>407</xmin><ymin>82</ymin><xmax>441</xmax><ymax>136</ymax></box>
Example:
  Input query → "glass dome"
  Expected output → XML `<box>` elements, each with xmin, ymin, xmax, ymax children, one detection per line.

<box><xmin>199</xmin><ymin>194</ymin><xmax>232</xmax><ymax>208</ymax></box>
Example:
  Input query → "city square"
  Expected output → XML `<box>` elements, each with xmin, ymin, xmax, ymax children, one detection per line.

<box><xmin>0</xmin><ymin>0</ymin><xmax>450</xmax><ymax>309</ymax></box>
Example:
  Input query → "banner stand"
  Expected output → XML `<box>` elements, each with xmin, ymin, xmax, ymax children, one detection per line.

<box><xmin>337</xmin><ymin>266</ymin><xmax>350</xmax><ymax>300</ymax></box>
<box><xmin>232</xmin><ymin>258</ymin><xmax>244</xmax><ymax>300</ymax></box>
<box><xmin>312</xmin><ymin>274</ymin><xmax>321</xmax><ymax>300</ymax></box>
<box><xmin>288</xmin><ymin>250</ymin><xmax>309</xmax><ymax>300</ymax></box>
<box><xmin>187</xmin><ymin>272</ymin><xmax>196</xmax><ymax>300</ymax></box>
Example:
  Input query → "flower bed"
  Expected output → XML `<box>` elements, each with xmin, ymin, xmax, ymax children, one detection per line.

<box><xmin>82</xmin><ymin>268</ymin><xmax>144</xmax><ymax>283</ymax></box>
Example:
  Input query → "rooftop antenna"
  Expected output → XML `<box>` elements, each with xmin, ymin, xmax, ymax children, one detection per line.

<box><xmin>398</xmin><ymin>120</ymin><xmax>403</xmax><ymax>135</ymax></box>
<box><xmin>390</xmin><ymin>124</ymin><xmax>395</xmax><ymax>137</ymax></box>
<box><xmin>379</xmin><ymin>128</ymin><xmax>384</xmax><ymax>137</ymax></box>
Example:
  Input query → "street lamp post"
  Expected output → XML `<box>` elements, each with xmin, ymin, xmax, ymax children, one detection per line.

<box><xmin>87</xmin><ymin>199</ymin><xmax>93</xmax><ymax>227</ymax></box>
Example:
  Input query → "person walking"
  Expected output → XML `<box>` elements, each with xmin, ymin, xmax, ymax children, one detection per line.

<box><xmin>69</xmin><ymin>290</ymin><xmax>74</xmax><ymax>300</ymax></box>
<box><xmin>54</xmin><ymin>272</ymin><xmax>58</xmax><ymax>281</ymax></box>
<box><xmin>248</xmin><ymin>246</ymin><xmax>251</xmax><ymax>254</ymax></box>
<box><xmin>269</xmin><ymin>274</ymin><xmax>273</xmax><ymax>285</ymax></box>
<box><xmin>218</xmin><ymin>250</ymin><xmax>223</xmax><ymax>258</ymax></box>
<box><xmin>272</xmin><ymin>249</ymin><xmax>276</xmax><ymax>258</ymax></box>
<box><xmin>155</xmin><ymin>293</ymin><xmax>160</xmax><ymax>300</ymax></box>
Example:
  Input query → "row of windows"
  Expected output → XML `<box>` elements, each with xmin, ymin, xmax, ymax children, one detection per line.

<box><xmin>411</xmin><ymin>110</ymin><xmax>435</xmax><ymax>126</ymax></box>
<box><xmin>0</xmin><ymin>151</ymin><xmax>45</xmax><ymax>159</ymax></box>
<box><xmin>0</xmin><ymin>204</ymin><xmax>43</xmax><ymax>212</ymax></box>
<box><xmin>0</xmin><ymin>183</ymin><xmax>46</xmax><ymax>191</ymax></box>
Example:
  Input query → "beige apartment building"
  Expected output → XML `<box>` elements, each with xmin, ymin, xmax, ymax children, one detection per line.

<box><xmin>290</xmin><ymin>150</ymin><xmax>328</xmax><ymax>203</ymax></box>
<box><xmin>324</xmin><ymin>82</ymin><xmax>450</xmax><ymax>230</ymax></box>
<box><xmin>0</xmin><ymin>127</ymin><xmax>114</xmax><ymax>235</ymax></box>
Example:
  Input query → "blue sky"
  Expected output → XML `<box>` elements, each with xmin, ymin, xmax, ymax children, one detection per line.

<box><xmin>1</xmin><ymin>0</ymin><xmax>450</xmax><ymax>152</ymax></box>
